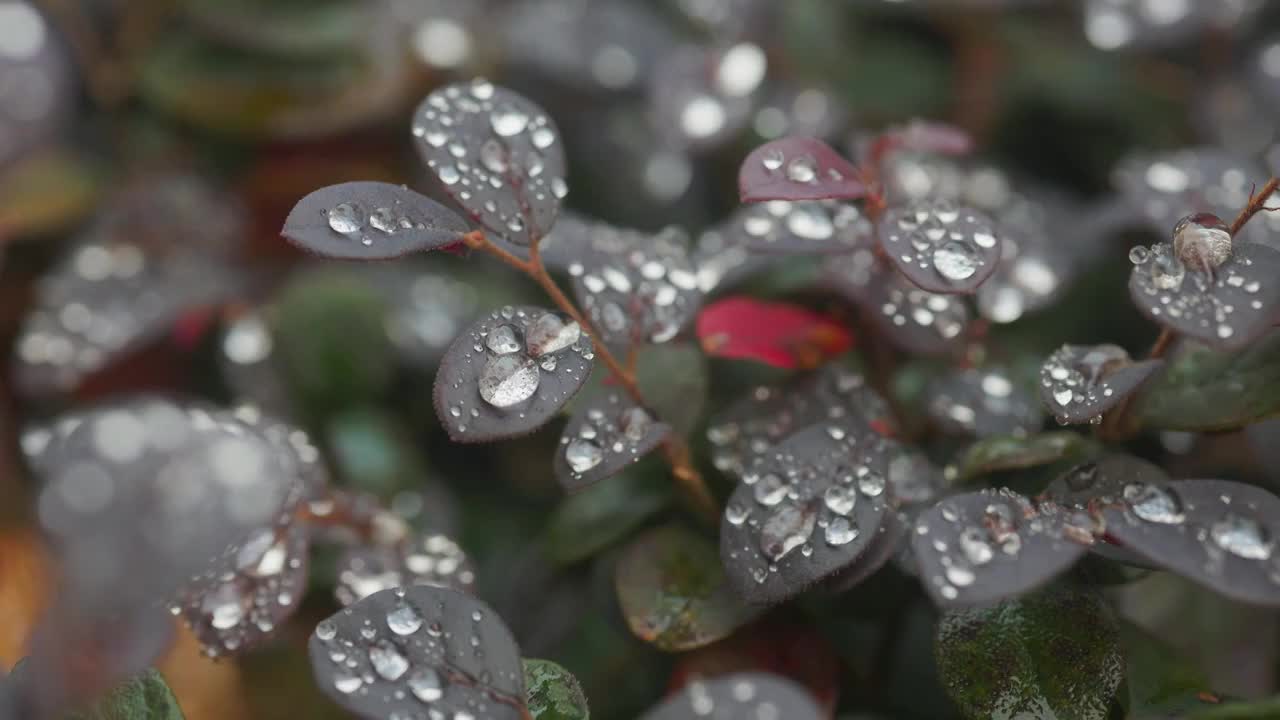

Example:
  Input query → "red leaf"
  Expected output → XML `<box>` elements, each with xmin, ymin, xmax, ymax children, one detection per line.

<box><xmin>869</xmin><ymin>120</ymin><xmax>973</xmax><ymax>168</ymax></box>
<box><xmin>697</xmin><ymin>297</ymin><xmax>853</xmax><ymax>370</ymax></box>
<box><xmin>739</xmin><ymin>137</ymin><xmax>866</xmax><ymax>203</ymax></box>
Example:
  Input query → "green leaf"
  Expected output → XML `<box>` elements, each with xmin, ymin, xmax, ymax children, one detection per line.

<box><xmin>953</xmin><ymin>432</ymin><xmax>1094</xmax><ymax>484</ymax></box>
<box><xmin>614</xmin><ymin>525</ymin><xmax>759</xmax><ymax>652</ymax></box>
<box><xmin>1119</xmin><ymin>621</ymin><xmax>1219</xmax><ymax>719</ymax></box>
<box><xmin>0</xmin><ymin>146</ymin><xmax>102</xmax><ymax>238</ymax></box>
<box><xmin>935</xmin><ymin>587</ymin><xmax>1124</xmax><ymax>720</ymax></box>
<box><xmin>326</xmin><ymin>408</ymin><xmax>425</xmax><ymax>497</ymax></box>
<box><xmin>542</xmin><ymin>463</ymin><xmax>671</xmax><ymax>566</ymax></box>
<box><xmin>1188</xmin><ymin>697</ymin><xmax>1280</xmax><ymax>719</ymax></box>
<box><xmin>1135</xmin><ymin>334</ymin><xmax>1280</xmax><ymax>432</ymax></box>
<box><xmin>181</xmin><ymin>0</ymin><xmax>371</xmax><ymax>57</ymax></box>
<box><xmin>575</xmin><ymin>344</ymin><xmax>708</xmax><ymax>437</ymax></box>
<box><xmin>68</xmin><ymin>669</ymin><xmax>185</xmax><ymax>720</ymax></box>
<box><xmin>523</xmin><ymin>659</ymin><xmax>590</xmax><ymax>720</ymax></box>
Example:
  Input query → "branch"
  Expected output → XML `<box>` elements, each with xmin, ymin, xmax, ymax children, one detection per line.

<box><xmin>462</xmin><ymin>231</ymin><xmax>720</xmax><ymax>523</ymax></box>
<box><xmin>1230</xmin><ymin>177</ymin><xmax>1280</xmax><ymax>236</ymax></box>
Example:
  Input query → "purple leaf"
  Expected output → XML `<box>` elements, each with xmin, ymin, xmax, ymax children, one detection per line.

<box><xmin>282</xmin><ymin>181</ymin><xmax>471</xmax><ymax>260</ymax></box>
<box><xmin>1038</xmin><ymin>344</ymin><xmax>1165</xmax><ymax>425</ymax></box>
<box><xmin>738</xmin><ymin>137</ymin><xmax>866</xmax><ymax>203</ymax></box>
<box><xmin>726</xmin><ymin>200</ymin><xmax>874</xmax><ymax>255</ymax></box>
<box><xmin>554</xmin><ymin>392</ymin><xmax>670</xmax><ymax>492</ymax></box>
<box><xmin>877</xmin><ymin>200</ymin><xmax>1004</xmax><ymax>294</ymax></box>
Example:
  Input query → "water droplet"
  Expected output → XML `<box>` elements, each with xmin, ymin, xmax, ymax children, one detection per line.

<box><xmin>566</xmin><ymin>438</ymin><xmax>603</xmax><ymax>473</ymax></box>
<box><xmin>1173</xmin><ymin>213</ymin><xmax>1233</xmax><ymax>272</ymax></box>
<box><xmin>525</xmin><ymin>313</ymin><xmax>581</xmax><ymax>357</ymax></box>
<box><xmin>786</xmin><ymin>155</ymin><xmax>817</xmax><ymax>183</ymax></box>
<box><xmin>408</xmin><ymin>668</ymin><xmax>445</xmax><ymax>702</ymax></box>
<box><xmin>490</xmin><ymin>106</ymin><xmax>530</xmax><ymax>136</ymax></box>
<box><xmin>754</xmin><ymin>473</ymin><xmax>788</xmax><ymax>506</ymax></box>
<box><xmin>1128</xmin><ymin>245</ymin><xmax>1151</xmax><ymax>265</ymax></box>
<box><xmin>933</xmin><ymin>241</ymin><xmax>979</xmax><ymax>281</ymax></box>
<box><xmin>958</xmin><ymin>527</ymin><xmax>994</xmax><ymax>565</ymax></box>
<box><xmin>762</xmin><ymin>149</ymin><xmax>784</xmax><ymax>171</ymax></box>
<box><xmin>334</xmin><ymin>674</ymin><xmax>363</xmax><ymax>694</ymax></box>
<box><xmin>824</xmin><ymin>516</ymin><xmax>858</xmax><ymax>546</ymax></box>
<box><xmin>1124</xmin><ymin>482</ymin><xmax>1185</xmax><ymax>524</ymax></box>
<box><xmin>619</xmin><ymin>407</ymin><xmax>652</xmax><ymax>443</ymax></box>
<box><xmin>386</xmin><ymin>604</ymin><xmax>423</xmax><ymax>635</ymax></box>
<box><xmin>858</xmin><ymin>470</ymin><xmax>886</xmax><ymax>498</ymax></box>
<box><xmin>317</xmin><ymin>620</ymin><xmax>337</xmax><ymax>640</ymax></box>
<box><xmin>823</xmin><ymin>485</ymin><xmax>857</xmax><ymax>515</ymax></box>
<box><xmin>759</xmin><ymin>503</ymin><xmax>817</xmax><ymax>561</ymax></box>
<box><xmin>369</xmin><ymin>640</ymin><xmax>410</xmax><ymax>681</ymax></box>
<box><xmin>478</xmin><ymin>355</ymin><xmax>540</xmax><ymax>408</ymax></box>
<box><xmin>1211</xmin><ymin>514</ymin><xmax>1273</xmax><ymax>560</ymax></box>
<box><xmin>328</xmin><ymin>203</ymin><xmax>365</xmax><ymax>235</ymax></box>
<box><xmin>485</xmin><ymin>325</ymin><xmax>521</xmax><ymax>355</ymax></box>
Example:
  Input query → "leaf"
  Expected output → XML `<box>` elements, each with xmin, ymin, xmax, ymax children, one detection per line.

<box><xmin>738</xmin><ymin>137</ymin><xmax>866</xmax><ymax>203</ymax></box>
<box><xmin>282</xmin><ymin>182</ymin><xmax>470</xmax><ymax>260</ymax></box>
<box><xmin>554</xmin><ymin>393</ymin><xmax>670</xmax><ymax>492</ymax></box>
<box><xmin>826</xmin><ymin>511</ymin><xmax>907</xmax><ymax>593</ymax></box>
<box><xmin>434</xmin><ymin>306</ymin><xmax>595</xmax><ymax>442</ymax></box>
<box><xmin>615</xmin><ymin>525</ymin><xmax>758</xmax><ymax>652</ymax></box>
<box><xmin>953</xmin><ymin>432</ymin><xmax>1093</xmax><ymax>484</ymax></box>
<box><xmin>877</xmin><ymin>200</ymin><xmax>1003</xmax><ymax>294</ymax></box>
<box><xmin>412</xmin><ymin>80</ymin><xmax>566</xmax><ymax>246</ymax></box>
<box><xmin>308</xmin><ymin>586</ymin><xmax>525</xmax><ymax>720</ymax></box>
<box><xmin>180</xmin><ymin>0</ymin><xmax>373</xmax><ymax>56</ymax></box>
<box><xmin>1119</xmin><ymin>621</ymin><xmax>1219</xmax><ymax>719</ymax></box>
<box><xmin>67</xmin><ymin>669</ymin><xmax>185</xmax><ymax>720</ymax></box>
<box><xmin>629</xmin><ymin>343</ymin><xmax>709</xmax><ymax>437</ymax></box>
<box><xmin>912</xmin><ymin>489</ymin><xmax>1092</xmax><ymax>607</ymax></box>
<box><xmin>1128</xmin><ymin>242</ymin><xmax>1280</xmax><ymax>351</ymax></box>
<box><xmin>927</xmin><ymin>367</ymin><xmax>1044</xmax><ymax>438</ymax></box>
<box><xmin>1039</xmin><ymin>344</ymin><xmax>1164</xmax><ymax>425</ymax></box>
<box><xmin>1188</xmin><ymin>697</ymin><xmax>1280</xmax><ymax>719</ymax></box>
<box><xmin>934</xmin><ymin>587</ymin><xmax>1124</xmax><ymax>720</ymax></box>
<box><xmin>697</xmin><ymin>297</ymin><xmax>853</xmax><ymax>370</ymax></box>
<box><xmin>639</xmin><ymin>673</ymin><xmax>823</xmax><ymax>720</ymax></box>
<box><xmin>0</xmin><ymin>147</ymin><xmax>101</xmax><ymax>238</ymax></box>
<box><xmin>1135</xmin><ymin>333</ymin><xmax>1280</xmax><ymax>432</ymax></box>
<box><xmin>334</xmin><ymin>531</ymin><xmax>477</xmax><ymax>606</ymax></box>
<box><xmin>727</xmin><ymin>200</ymin><xmax>874</xmax><ymax>256</ymax></box>
<box><xmin>720</xmin><ymin>423</ymin><xmax>895</xmax><ymax>605</ymax></box>
<box><xmin>825</xmin><ymin>252</ymin><xmax>971</xmax><ymax>355</ymax></box>
<box><xmin>523</xmin><ymin>659</ymin><xmax>589</xmax><ymax>720</ymax></box>
<box><xmin>542</xmin><ymin>465</ymin><xmax>671</xmax><ymax>567</ymax></box>
<box><xmin>1101</xmin><ymin>479</ymin><xmax>1280</xmax><ymax>606</ymax></box>
<box><xmin>706</xmin><ymin>364</ymin><xmax>891</xmax><ymax>480</ymax></box>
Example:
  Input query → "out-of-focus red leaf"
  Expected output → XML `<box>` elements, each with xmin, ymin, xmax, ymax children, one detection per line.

<box><xmin>870</xmin><ymin>120</ymin><xmax>973</xmax><ymax>168</ymax></box>
<box><xmin>739</xmin><ymin>137</ymin><xmax>866</xmax><ymax>203</ymax></box>
<box><xmin>667</xmin><ymin>621</ymin><xmax>842</xmax><ymax>718</ymax></box>
<box><xmin>697</xmin><ymin>298</ymin><xmax>853</xmax><ymax>370</ymax></box>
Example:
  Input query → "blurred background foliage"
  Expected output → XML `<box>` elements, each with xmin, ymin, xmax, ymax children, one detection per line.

<box><xmin>2</xmin><ymin>0</ymin><xmax>1280</xmax><ymax>718</ymax></box>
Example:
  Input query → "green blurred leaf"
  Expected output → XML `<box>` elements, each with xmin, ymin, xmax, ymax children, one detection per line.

<box><xmin>0</xmin><ymin>147</ymin><xmax>102</xmax><ymax>238</ymax></box>
<box><xmin>935</xmin><ymin>587</ymin><xmax>1124</xmax><ymax>720</ymax></box>
<box><xmin>181</xmin><ymin>0</ymin><xmax>371</xmax><ymax>56</ymax></box>
<box><xmin>272</xmin><ymin>271</ymin><xmax>395</xmax><ymax>419</ymax></box>
<box><xmin>524</xmin><ymin>659</ymin><xmax>590</xmax><ymax>720</ymax></box>
<box><xmin>543</xmin><ymin>463</ymin><xmax>670</xmax><ymax>567</ymax></box>
<box><xmin>953</xmin><ymin>432</ymin><xmax>1094</xmax><ymax>484</ymax></box>
<box><xmin>68</xmin><ymin>669</ymin><xmax>184</xmax><ymax>720</ymax></box>
<box><xmin>575</xmin><ymin>343</ymin><xmax>708</xmax><ymax>437</ymax></box>
<box><xmin>327</xmin><ymin>408</ymin><xmax>424</xmax><ymax>497</ymax></box>
<box><xmin>614</xmin><ymin>524</ymin><xmax>759</xmax><ymax>652</ymax></box>
<box><xmin>1119</xmin><ymin>621</ymin><xmax>1219</xmax><ymax>719</ymax></box>
<box><xmin>1187</xmin><ymin>697</ymin><xmax>1280</xmax><ymax>719</ymax></box>
<box><xmin>1135</xmin><ymin>334</ymin><xmax>1280</xmax><ymax>432</ymax></box>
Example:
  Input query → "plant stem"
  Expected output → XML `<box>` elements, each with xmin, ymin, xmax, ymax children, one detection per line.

<box><xmin>462</xmin><ymin>231</ymin><xmax>720</xmax><ymax>523</ymax></box>
<box><xmin>1229</xmin><ymin>177</ymin><xmax>1280</xmax><ymax>236</ymax></box>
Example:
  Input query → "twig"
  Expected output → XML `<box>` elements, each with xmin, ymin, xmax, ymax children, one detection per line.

<box><xmin>462</xmin><ymin>231</ymin><xmax>720</xmax><ymax>523</ymax></box>
<box><xmin>1229</xmin><ymin>177</ymin><xmax>1280</xmax><ymax>236</ymax></box>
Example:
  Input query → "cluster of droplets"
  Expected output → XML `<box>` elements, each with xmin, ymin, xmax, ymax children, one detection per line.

<box><xmin>879</xmin><ymin>200</ymin><xmax>1000</xmax><ymax>286</ymax></box>
<box><xmin>569</xmin><ymin>228</ymin><xmax>701</xmax><ymax>344</ymax></box>
<box><xmin>325</xmin><ymin>195</ymin><xmax>447</xmax><ymax>247</ymax></box>
<box><xmin>1121</xmin><ymin>482</ymin><xmax>1275</xmax><ymax>563</ymax></box>
<box><xmin>722</xmin><ymin>424</ymin><xmax>889</xmax><ymax>587</ymax></box>
<box><xmin>734</xmin><ymin>200</ymin><xmax>871</xmax><ymax>251</ymax></box>
<box><xmin>1039</xmin><ymin>344</ymin><xmax>1131</xmax><ymax>425</ymax></box>
<box><xmin>563</xmin><ymin>397</ymin><xmax>659</xmax><ymax>476</ymax></box>
<box><xmin>1129</xmin><ymin>237</ymin><xmax>1264</xmax><ymax>344</ymax></box>
<box><xmin>413</xmin><ymin>79</ymin><xmax>566</xmax><ymax>245</ymax></box>
<box><xmin>928</xmin><ymin>369</ymin><xmax>1043</xmax><ymax>438</ymax></box>
<box><xmin>921</xmin><ymin>498</ymin><xmax>1026</xmax><ymax>601</ymax></box>
<box><xmin>337</xmin><ymin>534</ymin><xmax>477</xmax><ymax>607</ymax></box>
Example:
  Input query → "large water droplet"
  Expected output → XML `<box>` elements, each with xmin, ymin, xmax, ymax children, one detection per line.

<box><xmin>408</xmin><ymin>668</ymin><xmax>445</xmax><ymax>702</ymax></box>
<box><xmin>490</xmin><ymin>106</ymin><xmax>530</xmax><ymax>137</ymax></box>
<box><xmin>786</xmin><ymin>155</ymin><xmax>817</xmax><ymax>183</ymax></box>
<box><xmin>1124</xmin><ymin>482</ymin><xmax>1185</xmax><ymax>524</ymax></box>
<box><xmin>824</xmin><ymin>516</ymin><xmax>858</xmax><ymax>546</ymax></box>
<box><xmin>386</xmin><ymin>603</ymin><xmax>423</xmax><ymax>635</ymax></box>
<box><xmin>328</xmin><ymin>203</ymin><xmax>365</xmax><ymax>235</ymax></box>
<box><xmin>478</xmin><ymin>355</ymin><xmax>540</xmax><ymax>408</ymax></box>
<box><xmin>958</xmin><ymin>527</ymin><xmax>994</xmax><ymax>565</ymax></box>
<box><xmin>753</xmin><ymin>473</ymin><xmax>788</xmax><ymax>506</ymax></box>
<box><xmin>566</xmin><ymin>438</ymin><xmax>603</xmax><ymax>473</ymax></box>
<box><xmin>486</xmin><ymin>325</ymin><xmax>521</xmax><ymax>355</ymax></box>
<box><xmin>933</xmin><ymin>241</ymin><xmax>979</xmax><ymax>281</ymax></box>
<box><xmin>1211</xmin><ymin>514</ymin><xmax>1273</xmax><ymax>560</ymax></box>
<box><xmin>369</xmin><ymin>640</ymin><xmax>410</xmax><ymax>681</ymax></box>
<box><xmin>759</xmin><ymin>503</ymin><xmax>816</xmax><ymax>561</ymax></box>
<box><xmin>823</xmin><ymin>485</ymin><xmax>857</xmax><ymax>516</ymax></box>
<box><xmin>525</xmin><ymin>313</ymin><xmax>581</xmax><ymax>357</ymax></box>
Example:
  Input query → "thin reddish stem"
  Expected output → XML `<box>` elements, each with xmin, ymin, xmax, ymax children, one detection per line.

<box><xmin>1229</xmin><ymin>177</ymin><xmax>1280</xmax><ymax>236</ymax></box>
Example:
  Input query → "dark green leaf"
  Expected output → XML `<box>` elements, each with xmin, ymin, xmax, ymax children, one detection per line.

<box><xmin>327</xmin><ymin>408</ymin><xmax>426</xmax><ymax>497</ymax></box>
<box><xmin>524</xmin><ymin>659</ymin><xmax>590</xmax><ymax>720</ymax></box>
<box><xmin>1135</xmin><ymin>333</ymin><xmax>1280</xmax><ymax>432</ymax></box>
<box><xmin>1188</xmin><ymin>697</ymin><xmax>1280</xmax><ymax>719</ymax></box>
<box><xmin>1119</xmin><ymin>621</ymin><xmax>1219</xmax><ymax>719</ymax></box>
<box><xmin>543</xmin><ymin>464</ymin><xmax>671</xmax><ymax>566</ymax></box>
<box><xmin>68</xmin><ymin>669</ymin><xmax>185</xmax><ymax>720</ymax></box>
<box><xmin>953</xmin><ymin>432</ymin><xmax>1093</xmax><ymax>484</ymax></box>
<box><xmin>579</xmin><ymin>343</ymin><xmax>707</xmax><ymax>437</ymax></box>
<box><xmin>181</xmin><ymin>0</ymin><xmax>372</xmax><ymax>56</ymax></box>
<box><xmin>615</xmin><ymin>525</ymin><xmax>759</xmax><ymax>652</ymax></box>
<box><xmin>935</xmin><ymin>587</ymin><xmax>1124</xmax><ymax>720</ymax></box>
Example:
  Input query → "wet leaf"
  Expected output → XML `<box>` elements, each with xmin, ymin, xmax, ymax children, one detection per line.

<box><xmin>912</xmin><ymin>489</ymin><xmax>1092</xmax><ymax>607</ymax></box>
<box><xmin>1127</xmin><ymin>242</ymin><xmax>1280</xmax><ymax>351</ymax></box>
<box><xmin>1134</xmin><ymin>333</ymin><xmax>1280</xmax><ymax>432</ymax></box>
<box><xmin>877</xmin><ymin>120</ymin><xmax>974</xmax><ymax>159</ymax></box>
<box><xmin>954</xmin><ymin>432</ymin><xmax>1093</xmax><ymax>484</ymax></box>
<box><xmin>629</xmin><ymin>343</ymin><xmax>709</xmax><ymax>437</ymax></box>
<box><xmin>825</xmin><ymin>251</ymin><xmax>971</xmax><ymax>355</ymax></box>
<box><xmin>707</xmin><ymin>364</ymin><xmax>891</xmax><ymax>479</ymax></box>
<box><xmin>639</xmin><ymin>673</ymin><xmax>822</xmax><ymax>720</ymax></box>
<box><xmin>738</xmin><ymin>137</ymin><xmax>866</xmax><ymax>203</ymax></box>
<box><xmin>615</xmin><ymin>525</ymin><xmax>758</xmax><ymax>652</ymax></box>
<box><xmin>523</xmin><ymin>659</ymin><xmax>589</xmax><ymax>720</ymax></box>
<box><xmin>180</xmin><ymin>0</ymin><xmax>373</xmax><ymax>56</ymax></box>
<box><xmin>720</xmin><ymin>422</ymin><xmax>895</xmax><ymax>605</ymax></box>
<box><xmin>334</xmin><ymin>532</ymin><xmax>477</xmax><ymax>607</ymax></box>
<box><xmin>697</xmin><ymin>297</ymin><xmax>853</xmax><ymax>370</ymax></box>
<box><xmin>726</xmin><ymin>200</ymin><xmax>874</xmax><ymax>256</ymax></box>
<box><xmin>826</xmin><ymin>511</ymin><xmax>907</xmax><ymax>593</ymax></box>
<box><xmin>1120</xmin><ymin>621</ymin><xmax>1219</xmax><ymax>719</ymax></box>
<box><xmin>542</xmin><ymin>466</ymin><xmax>671</xmax><ymax>567</ymax></box>
<box><xmin>67</xmin><ymin>668</ymin><xmax>185</xmax><ymax>720</ymax></box>
<box><xmin>434</xmin><ymin>306</ymin><xmax>595</xmax><ymax>443</ymax></box>
<box><xmin>1038</xmin><ymin>344</ymin><xmax>1164</xmax><ymax>425</ymax></box>
<box><xmin>282</xmin><ymin>182</ymin><xmax>470</xmax><ymax>260</ymax></box>
<box><xmin>1188</xmin><ymin>696</ymin><xmax>1280</xmax><ymax>719</ymax></box>
<box><xmin>935</xmin><ymin>587</ymin><xmax>1124</xmax><ymax>720</ymax></box>
<box><xmin>555</xmin><ymin>393</ymin><xmax>670</xmax><ymax>492</ymax></box>
<box><xmin>1101</xmin><ymin>479</ymin><xmax>1280</xmax><ymax>606</ymax></box>
<box><xmin>927</xmin><ymin>367</ymin><xmax>1044</xmax><ymax>438</ymax></box>
<box><xmin>570</xmin><ymin>225</ymin><xmax>703</xmax><ymax>347</ymax></box>
<box><xmin>413</xmin><ymin>80</ymin><xmax>566</xmax><ymax>246</ymax></box>
<box><xmin>308</xmin><ymin>586</ymin><xmax>525</xmax><ymax>720</ymax></box>
<box><xmin>877</xmin><ymin>200</ymin><xmax>1003</xmax><ymax>294</ymax></box>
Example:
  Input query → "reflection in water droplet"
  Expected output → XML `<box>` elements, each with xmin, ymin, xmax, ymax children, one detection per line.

<box><xmin>759</xmin><ymin>503</ymin><xmax>816</xmax><ymax>561</ymax></box>
<box><xmin>368</xmin><ymin>640</ymin><xmax>410</xmax><ymax>681</ymax></box>
<box><xmin>1211</xmin><ymin>514</ymin><xmax>1273</xmax><ymax>560</ymax></box>
<box><xmin>824</xmin><ymin>516</ymin><xmax>858</xmax><ymax>546</ymax></box>
<box><xmin>328</xmin><ymin>203</ymin><xmax>365</xmax><ymax>235</ymax></box>
<box><xmin>408</xmin><ymin>668</ymin><xmax>445</xmax><ymax>702</ymax></box>
<box><xmin>1124</xmin><ymin>482</ymin><xmax>1185</xmax><ymax>524</ymax></box>
<box><xmin>933</xmin><ymin>241</ymin><xmax>979</xmax><ymax>281</ymax></box>
<box><xmin>566</xmin><ymin>438</ymin><xmax>604</xmax><ymax>473</ymax></box>
<box><xmin>478</xmin><ymin>355</ymin><xmax>540</xmax><ymax>408</ymax></box>
<box><xmin>386</xmin><ymin>603</ymin><xmax>423</xmax><ymax>635</ymax></box>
